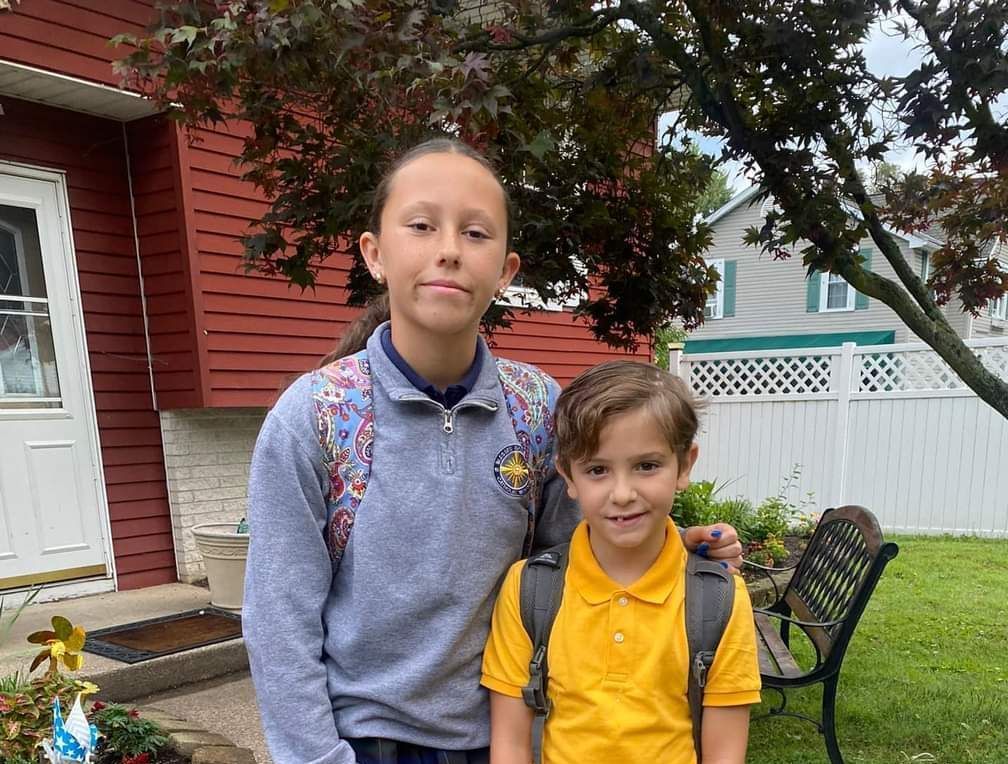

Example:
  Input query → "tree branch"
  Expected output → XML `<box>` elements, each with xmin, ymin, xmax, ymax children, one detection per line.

<box><xmin>819</xmin><ymin>124</ymin><xmax>948</xmax><ymax>325</ymax></box>
<box><xmin>453</xmin><ymin>4</ymin><xmax>630</xmax><ymax>54</ymax></box>
<box><xmin>897</xmin><ymin>0</ymin><xmax>1008</xmax><ymax>170</ymax></box>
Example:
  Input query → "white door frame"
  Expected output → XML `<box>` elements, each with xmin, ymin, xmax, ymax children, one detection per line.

<box><xmin>0</xmin><ymin>160</ymin><xmax>116</xmax><ymax>602</ymax></box>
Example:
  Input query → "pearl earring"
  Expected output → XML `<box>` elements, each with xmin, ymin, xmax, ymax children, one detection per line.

<box><xmin>374</xmin><ymin>272</ymin><xmax>384</xmax><ymax>285</ymax></box>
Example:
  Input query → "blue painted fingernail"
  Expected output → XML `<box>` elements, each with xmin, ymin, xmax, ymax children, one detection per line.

<box><xmin>720</xmin><ymin>562</ymin><xmax>729</xmax><ymax>569</ymax></box>
<box><xmin>711</xmin><ymin>529</ymin><xmax>722</xmax><ymax>539</ymax></box>
<box><xmin>697</xmin><ymin>542</ymin><xmax>710</xmax><ymax>556</ymax></box>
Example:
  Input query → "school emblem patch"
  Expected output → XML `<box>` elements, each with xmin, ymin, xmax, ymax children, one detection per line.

<box><xmin>494</xmin><ymin>444</ymin><xmax>531</xmax><ymax>497</ymax></box>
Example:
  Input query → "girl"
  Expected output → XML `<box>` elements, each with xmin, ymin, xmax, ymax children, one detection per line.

<box><xmin>242</xmin><ymin>138</ymin><xmax>741</xmax><ymax>764</ymax></box>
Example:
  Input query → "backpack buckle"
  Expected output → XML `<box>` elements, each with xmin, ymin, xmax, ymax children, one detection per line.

<box><xmin>521</xmin><ymin>644</ymin><xmax>549</xmax><ymax>715</ymax></box>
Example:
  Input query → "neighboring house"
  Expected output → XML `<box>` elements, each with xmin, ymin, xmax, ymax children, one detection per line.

<box><xmin>0</xmin><ymin>2</ymin><xmax>647</xmax><ymax>600</ymax></box>
<box><xmin>687</xmin><ymin>185</ymin><xmax>1008</xmax><ymax>353</ymax></box>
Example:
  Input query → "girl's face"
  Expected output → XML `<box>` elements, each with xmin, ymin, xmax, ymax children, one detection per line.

<box><xmin>360</xmin><ymin>152</ymin><xmax>520</xmax><ymax>342</ymax></box>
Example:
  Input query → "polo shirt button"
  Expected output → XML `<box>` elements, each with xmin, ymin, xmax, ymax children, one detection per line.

<box><xmin>618</xmin><ymin>596</ymin><xmax>629</xmax><ymax>607</ymax></box>
<box><xmin>614</xmin><ymin>631</ymin><xmax>625</xmax><ymax>643</ymax></box>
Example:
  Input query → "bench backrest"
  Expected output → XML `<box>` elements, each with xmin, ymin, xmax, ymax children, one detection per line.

<box><xmin>782</xmin><ymin>505</ymin><xmax>898</xmax><ymax>669</ymax></box>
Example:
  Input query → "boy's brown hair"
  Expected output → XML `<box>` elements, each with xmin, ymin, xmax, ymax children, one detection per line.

<box><xmin>554</xmin><ymin>361</ymin><xmax>702</xmax><ymax>473</ymax></box>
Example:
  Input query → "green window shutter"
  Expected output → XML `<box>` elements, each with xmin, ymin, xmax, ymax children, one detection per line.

<box><xmin>855</xmin><ymin>248</ymin><xmax>872</xmax><ymax>310</ymax></box>
<box><xmin>722</xmin><ymin>260</ymin><xmax>737</xmax><ymax>317</ymax></box>
<box><xmin>806</xmin><ymin>271</ymin><xmax>821</xmax><ymax>312</ymax></box>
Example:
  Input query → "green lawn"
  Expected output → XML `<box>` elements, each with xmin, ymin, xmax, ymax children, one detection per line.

<box><xmin>746</xmin><ymin>536</ymin><xmax>1008</xmax><ymax>763</ymax></box>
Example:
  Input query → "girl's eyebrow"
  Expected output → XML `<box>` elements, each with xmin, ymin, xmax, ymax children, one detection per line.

<box><xmin>400</xmin><ymin>201</ymin><xmax>440</xmax><ymax>216</ymax></box>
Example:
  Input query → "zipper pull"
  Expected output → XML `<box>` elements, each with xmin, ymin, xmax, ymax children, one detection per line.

<box><xmin>443</xmin><ymin>409</ymin><xmax>454</xmax><ymax>434</ymax></box>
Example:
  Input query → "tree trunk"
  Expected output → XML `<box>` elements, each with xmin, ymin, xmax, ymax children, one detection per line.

<box><xmin>840</xmin><ymin>261</ymin><xmax>1008</xmax><ymax>419</ymax></box>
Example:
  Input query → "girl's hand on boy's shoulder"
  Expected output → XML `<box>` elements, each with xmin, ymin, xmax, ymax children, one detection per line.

<box><xmin>683</xmin><ymin>523</ymin><xmax>743</xmax><ymax>575</ymax></box>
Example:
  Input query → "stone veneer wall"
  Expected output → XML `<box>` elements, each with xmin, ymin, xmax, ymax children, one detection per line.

<box><xmin>160</xmin><ymin>408</ymin><xmax>267</xmax><ymax>582</ymax></box>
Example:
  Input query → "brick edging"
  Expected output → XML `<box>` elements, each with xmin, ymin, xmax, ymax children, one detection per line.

<box><xmin>136</xmin><ymin>705</ymin><xmax>258</xmax><ymax>763</ymax></box>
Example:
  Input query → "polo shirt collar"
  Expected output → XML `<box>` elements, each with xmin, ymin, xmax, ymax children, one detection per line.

<box><xmin>380</xmin><ymin>324</ymin><xmax>483</xmax><ymax>407</ymax></box>
<box><xmin>567</xmin><ymin>517</ymin><xmax>686</xmax><ymax>605</ymax></box>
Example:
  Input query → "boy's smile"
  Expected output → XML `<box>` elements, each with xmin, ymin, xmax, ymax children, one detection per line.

<box><xmin>560</xmin><ymin>407</ymin><xmax>698</xmax><ymax>580</ymax></box>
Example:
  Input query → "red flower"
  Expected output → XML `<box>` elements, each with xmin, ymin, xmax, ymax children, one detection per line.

<box><xmin>122</xmin><ymin>754</ymin><xmax>151</xmax><ymax>764</ymax></box>
<box><xmin>128</xmin><ymin>708</ymin><xmax>141</xmax><ymax>718</ymax></box>
<box><xmin>91</xmin><ymin>700</ymin><xmax>106</xmax><ymax>711</ymax></box>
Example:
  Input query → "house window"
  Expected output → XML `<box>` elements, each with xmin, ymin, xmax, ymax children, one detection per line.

<box><xmin>499</xmin><ymin>264</ymin><xmax>583</xmax><ymax>312</ymax></box>
<box><xmin>704</xmin><ymin>259</ymin><xmax>725</xmax><ymax>320</ymax></box>
<box><xmin>820</xmin><ymin>272</ymin><xmax>855</xmax><ymax>312</ymax></box>
<box><xmin>992</xmin><ymin>294</ymin><xmax>1008</xmax><ymax>321</ymax></box>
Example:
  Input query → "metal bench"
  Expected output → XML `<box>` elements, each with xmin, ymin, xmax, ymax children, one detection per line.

<box><xmin>747</xmin><ymin>505</ymin><xmax>899</xmax><ymax>764</ymax></box>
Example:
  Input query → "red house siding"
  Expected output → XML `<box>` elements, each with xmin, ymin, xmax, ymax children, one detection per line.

<box><xmin>126</xmin><ymin>116</ymin><xmax>205</xmax><ymax>409</ymax></box>
<box><xmin>0</xmin><ymin>96</ymin><xmax>175</xmax><ymax>589</ymax></box>
<box><xmin>0</xmin><ymin>0</ymin><xmax>151</xmax><ymax>87</ymax></box>
<box><xmin>176</xmin><ymin>121</ymin><xmax>648</xmax><ymax>405</ymax></box>
<box><xmin>3</xmin><ymin>0</ymin><xmax>649</xmax><ymax>405</ymax></box>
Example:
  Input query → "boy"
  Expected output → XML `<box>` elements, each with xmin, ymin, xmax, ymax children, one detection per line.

<box><xmin>481</xmin><ymin>361</ymin><xmax>761</xmax><ymax>763</ymax></box>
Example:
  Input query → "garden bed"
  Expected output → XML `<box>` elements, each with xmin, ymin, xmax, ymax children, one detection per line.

<box><xmin>741</xmin><ymin>534</ymin><xmax>808</xmax><ymax>585</ymax></box>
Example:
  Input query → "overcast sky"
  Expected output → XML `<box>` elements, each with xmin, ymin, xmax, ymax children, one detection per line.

<box><xmin>658</xmin><ymin>14</ymin><xmax>981</xmax><ymax>193</ymax></box>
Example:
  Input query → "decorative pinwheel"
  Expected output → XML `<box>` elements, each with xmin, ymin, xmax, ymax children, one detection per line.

<box><xmin>27</xmin><ymin>616</ymin><xmax>87</xmax><ymax>677</ymax></box>
<box><xmin>41</xmin><ymin>694</ymin><xmax>99</xmax><ymax>763</ymax></box>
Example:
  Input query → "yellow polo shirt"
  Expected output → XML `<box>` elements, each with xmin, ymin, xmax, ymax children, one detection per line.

<box><xmin>481</xmin><ymin>518</ymin><xmax>761</xmax><ymax>763</ymax></box>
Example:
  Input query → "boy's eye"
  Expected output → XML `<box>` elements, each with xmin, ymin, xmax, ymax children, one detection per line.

<box><xmin>463</xmin><ymin>229</ymin><xmax>490</xmax><ymax>240</ymax></box>
<box><xmin>585</xmin><ymin>465</ymin><xmax>607</xmax><ymax>476</ymax></box>
<box><xmin>638</xmin><ymin>462</ymin><xmax>661</xmax><ymax>472</ymax></box>
<box><xmin>408</xmin><ymin>221</ymin><xmax>433</xmax><ymax>232</ymax></box>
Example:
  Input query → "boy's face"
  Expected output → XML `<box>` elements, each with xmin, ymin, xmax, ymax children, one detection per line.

<box><xmin>560</xmin><ymin>407</ymin><xmax>699</xmax><ymax>561</ymax></box>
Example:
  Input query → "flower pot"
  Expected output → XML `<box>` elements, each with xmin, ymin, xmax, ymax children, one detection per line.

<box><xmin>191</xmin><ymin>523</ymin><xmax>250</xmax><ymax>611</ymax></box>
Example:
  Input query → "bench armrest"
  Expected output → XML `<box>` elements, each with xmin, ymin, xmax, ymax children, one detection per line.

<box><xmin>752</xmin><ymin>606</ymin><xmax>847</xmax><ymax>630</ymax></box>
<box><xmin>743</xmin><ymin>559</ymin><xmax>800</xmax><ymax>605</ymax></box>
<box><xmin>743</xmin><ymin>559</ymin><xmax>801</xmax><ymax>573</ymax></box>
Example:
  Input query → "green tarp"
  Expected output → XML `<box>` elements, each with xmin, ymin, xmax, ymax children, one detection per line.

<box><xmin>683</xmin><ymin>330</ymin><xmax>896</xmax><ymax>354</ymax></box>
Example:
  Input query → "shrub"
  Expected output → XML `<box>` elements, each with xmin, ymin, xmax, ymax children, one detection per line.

<box><xmin>747</xmin><ymin>534</ymin><xmax>788</xmax><ymax>566</ymax></box>
<box><xmin>0</xmin><ymin>672</ymin><xmax>93</xmax><ymax>763</ymax></box>
<box><xmin>673</xmin><ymin>465</ymin><xmax>819</xmax><ymax>548</ymax></box>
<box><xmin>749</xmin><ymin>495</ymin><xmax>793</xmax><ymax>542</ymax></box>
<box><xmin>671</xmin><ymin>480</ymin><xmax>719</xmax><ymax>528</ymax></box>
<box><xmin>90</xmin><ymin>703</ymin><xmax>169</xmax><ymax>762</ymax></box>
<box><xmin>791</xmin><ymin>511</ymin><xmax>820</xmax><ymax>538</ymax></box>
<box><xmin>671</xmin><ymin>480</ymin><xmax>754</xmax><ymax>532</ymax></box>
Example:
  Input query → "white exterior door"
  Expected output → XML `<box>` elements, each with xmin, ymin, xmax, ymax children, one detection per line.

<box><xmin>0</xmin><ymin>167</ymin><xmax>110</xmax><ymax>592</ymax></box>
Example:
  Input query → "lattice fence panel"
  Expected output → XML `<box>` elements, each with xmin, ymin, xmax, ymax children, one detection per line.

<box><xmin>858</xmin><ymin>343</ymin><xmax>1008</xmax><ymax>392</ymax></box>
<box><xmin>687</xmin><ymin>354</ymin><xmax>833</xmax><ymax>397</ymax></box>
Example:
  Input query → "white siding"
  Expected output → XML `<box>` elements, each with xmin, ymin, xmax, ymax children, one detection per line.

<box><xmin>973</xmin><ymin>243</ymin><xmax>1008</xmax><ymax>339</ymax></box>
<box><xmin>693</xmin><ymin>194</ymin><xmax>972</xmax><ymax>343</ymax></box>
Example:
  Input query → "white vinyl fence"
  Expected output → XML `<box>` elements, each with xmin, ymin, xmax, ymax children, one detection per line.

<box><xmin>672</xmin><ymin>338</ymin><xmax>1008</xmax><ymax>536</ymax></box>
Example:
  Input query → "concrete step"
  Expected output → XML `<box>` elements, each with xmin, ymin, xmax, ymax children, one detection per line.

<box><xmin>0</xmin><ymin>583</ymin><xmax>249</xmax><ymax>700</ymax></box>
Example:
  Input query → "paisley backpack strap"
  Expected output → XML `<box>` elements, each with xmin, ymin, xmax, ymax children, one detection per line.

<box><xmin>312</xmin><ymin>349</ymin><xmax>374</xmax><ymax>570</ymax></box>
<box><xmin>496</xmin><ymin>359</ymin><xmax>561</xmax><ymax>555</ymax></box>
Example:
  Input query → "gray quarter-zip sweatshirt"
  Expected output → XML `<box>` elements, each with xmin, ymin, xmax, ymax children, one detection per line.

<box><xmin>243</xmin><ymin>324</ymin><xmax>579</xmax><ymax>764</ymax></box>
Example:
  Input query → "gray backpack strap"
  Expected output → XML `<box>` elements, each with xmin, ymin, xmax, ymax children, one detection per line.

<box><xmin>685</xmin><ymin>552</ymin><xmax>735</xmax><ymax>759</ymax></box>
<box><xmin>518</xmin><ymin>543</ymin><xmax>570</xmax><ymax>716</ymax></box>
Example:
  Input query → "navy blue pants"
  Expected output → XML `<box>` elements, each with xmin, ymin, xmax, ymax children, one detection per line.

<box><xmin>345</xmin><ymin>738</ymin><xmax>490</xmax><ymax>764</ymax></box>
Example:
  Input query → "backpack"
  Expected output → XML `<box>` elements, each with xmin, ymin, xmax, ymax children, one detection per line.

<box><xmin>312</xmin><ymin>349</ymin><xmax>559</xmax><ymax>569</ymax></box>
<box><xmin>518</xmin><ymin>540</ymin><xmax>735</xmax><ymax>760</ymax></box>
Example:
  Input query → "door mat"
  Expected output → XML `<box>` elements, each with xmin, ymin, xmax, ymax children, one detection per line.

<box><xmin>83</xmin><ymin>608</ymin><xmax>242</xmax><ymax>664</ymax></box>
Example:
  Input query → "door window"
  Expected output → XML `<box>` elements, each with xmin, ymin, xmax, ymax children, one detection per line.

<box><xmin>0</xmin><ymin>204</ymin><xmax>61</xmax><ymax>408</ymax></box>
